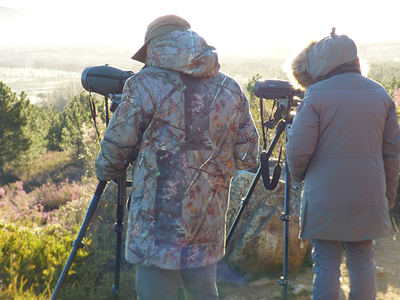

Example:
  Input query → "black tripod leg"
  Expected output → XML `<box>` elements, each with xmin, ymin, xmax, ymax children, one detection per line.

<box><xmin>226</xmin><ymin>121</ymin><xmax>285</xmax><ymax>246</ymax></box>
<box><xmin>279</xmin><ymin>154</ymin><xmax>291</xmax><ymax>299</ymax></box>
<box><xmin>51</xmin><ymin>180</ymin><xmax>108</xmax><ymax>300</ymax></box>
<box><xmin>112</xmin><ymin>170</ymin><xmax>126</xmax><ymax>298</ymax></box>
<box><xmin>226</xmin><ymin>165</ymin><xmax>262</xmax><ymax>245</ymax></box>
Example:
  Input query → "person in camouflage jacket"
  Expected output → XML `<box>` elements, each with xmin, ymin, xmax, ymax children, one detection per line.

<box><xmin>95</xmin><ymin>15</ymin><xmax>259</xmax><ymax>299</ymax></box>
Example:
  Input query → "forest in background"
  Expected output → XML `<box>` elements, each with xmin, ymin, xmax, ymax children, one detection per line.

<box><xmin>0</xmin><ymin>45</ymin><xmax>400</xmax><ymax>299</ymax></box>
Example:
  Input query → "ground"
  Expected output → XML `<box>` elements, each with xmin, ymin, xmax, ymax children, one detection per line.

<box><xmin>219</xmin><ymin>235</ymin><xmax>400</xmax><ymax>300</ymax></box>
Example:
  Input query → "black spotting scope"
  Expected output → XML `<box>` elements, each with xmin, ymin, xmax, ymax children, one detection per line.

<box><xmin>254</xmin><ymin>79</ymin><xmax>304</xmax><ymax>100</ymax></box>
<box><xmin>81</xmin><ymin>65</ymin><xmax>135</xmax><ymax>96</ymax></box>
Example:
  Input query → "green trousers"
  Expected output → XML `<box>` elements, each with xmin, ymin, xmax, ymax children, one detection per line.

<box><xmin>135</xmin><ymin>263</ymin><xmax>219</xmax><ymax>300</ymax></box>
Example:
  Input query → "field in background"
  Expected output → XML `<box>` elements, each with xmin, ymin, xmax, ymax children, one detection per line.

<box><xmin>1</xmin><ymin>42</ymin><xmax>399</xmax><ymax>106</ymax></box>
<box><xmin>0</xmin><ymin>66</ymin><xmax>80</xmax><ymax>104</ymax></box>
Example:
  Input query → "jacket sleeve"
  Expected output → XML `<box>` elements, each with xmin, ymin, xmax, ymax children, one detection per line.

<box><xmin>286</xmin><ymin>95</ymin><xmax>319</xmax><ymax>182</ymax></box>
<box><xmin>234</xmin><ymin>92</ymin><xmax>259</xmax><ymax>170</ymax></box>
<box><xmin>382</xmin><ymin>102</ymin><xmax>400</xmax><ymax>208</ymax></box>
<box><xmin>95</xmin><ymin>75</ymin><xmax>155</xmax><ymax>181</ymax></box>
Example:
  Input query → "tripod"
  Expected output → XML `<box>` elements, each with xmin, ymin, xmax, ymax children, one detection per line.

<box><xmin>226</xmin><ymin>96</ymin><xmax>296</xmax><ymax>300</ymax></box>
<box><xmin>51</xmin><ymin>95</ymin><xmax>130</xmax><ymax>300</ymax></box>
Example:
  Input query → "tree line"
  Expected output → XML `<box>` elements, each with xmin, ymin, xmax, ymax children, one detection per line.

<box><xmin>0</xmin><ymin>82</ymin><xmax>106</xmax><ymax>183</ymax></box>
<box><xmin>1</xmin><ymin>69</ymin><xmax>399</xmax><ymax>184</ymax></box>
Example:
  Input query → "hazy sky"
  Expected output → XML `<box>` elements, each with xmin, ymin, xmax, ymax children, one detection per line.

<box><xmin>1</xmin><ymin>0</ymin><xmax>400</xmax><ymax>57</ymax></box>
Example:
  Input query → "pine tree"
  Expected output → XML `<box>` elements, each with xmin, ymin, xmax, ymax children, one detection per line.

<box><xmin>46</xmin><ymin>106</ymin><xmax>64</xmax><ymax>151</ymax></box>
<box><xmin>61</xmin><ymin>93</ymin><xmax>105</xmax><ymax>157</ymax></box>
<box><xmin>19</xmin><ymin>92</ymin><xmax>50</xmax><ymax>160</ymax></box>
<box><xmin>0</xmin><ymin>82</ymin><xmax>31</xmax><ymax>176</ymax></box>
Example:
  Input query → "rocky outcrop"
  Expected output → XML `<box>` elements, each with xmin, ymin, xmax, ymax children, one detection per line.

<box><xmin>221</xmin><ymin>168</ymin><xmax>310</xmax><ymax>280</ymax></box>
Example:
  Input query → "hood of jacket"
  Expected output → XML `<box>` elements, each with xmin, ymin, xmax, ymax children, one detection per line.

<box><xmin>306</xmin><ymin>35</ymin><xmax>358</xmax><ymax>80</ymax></box>
<box><xmin>290</xmin><ymin>35</ymin><xmax>359</xmax><ymax>88</ymax></box>
<box><xmin>145</xmin><ymin>30</ymin><xmax>220</xmax><ymax>77</ymax></box>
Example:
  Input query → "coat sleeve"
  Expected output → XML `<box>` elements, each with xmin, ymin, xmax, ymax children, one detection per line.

<box><xmin>234</xmin><ymin>92</ymin><xmax>259</xmax><ymax>170</ymax></box>
<box><xmin>382</xmin><ymin>101</ymin><xmax>400</xmax><ymax>208</ymax></box>
<box><xmin>286</xmin><ymin>95</ymin><xmax>319</xmax><ymax>182</ymax></box>
<box><xmin>95</xmin><ymin>75</ymin><xmax>155</xmax><ymax>181</ymax></box>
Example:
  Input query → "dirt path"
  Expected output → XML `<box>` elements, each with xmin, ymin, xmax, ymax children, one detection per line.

<box><xmin>219</xmin><ymin>235</ymin><xmax>400</xmax><ymax>299</ymax></box>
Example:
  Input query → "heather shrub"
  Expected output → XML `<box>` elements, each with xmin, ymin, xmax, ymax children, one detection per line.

<box><xmin>0</xmin><ymin>181</ymin><xmax>45</xmax><ymax>226</ymax></box>
<box><xmin>0</xmin><ymin>177</ymin><xmax>99</xmax><ymax>227</ymax></box>
<box><xmin>0</xmin><ymin>180</ymin><xmax>82</xmax><ymax>226</ymax></box>
<box><xmin>55</xmin><ymin>179</ymin><xmax>97</xmax><ymax>230</ymax></box>
<box><xmin>32</xmin><ymin>180</ymin><xmax>81</xmax><ymax>211</ymax></box>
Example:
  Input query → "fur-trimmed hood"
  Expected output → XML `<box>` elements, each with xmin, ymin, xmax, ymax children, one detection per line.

<box><xmin>290</xmin><ymin>35</ymin><xmax>359</xmax><ymax>88</ymax></box>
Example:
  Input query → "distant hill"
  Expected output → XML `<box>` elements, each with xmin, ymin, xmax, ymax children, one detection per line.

<box><xmin>358</xmin><ymin>42</ymin><xmax>400</xmax><ymax>62</ymax></box>
<box><xmin>1</xmin><ymin>42</ymin><xmax>398</xmax><ymax>73</ymax></box>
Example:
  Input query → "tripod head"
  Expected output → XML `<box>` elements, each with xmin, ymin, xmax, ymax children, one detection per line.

<box><xmin>254</xmin><ymin>79</ymin><xmax>304</xmax><ymax>152</ymax></box>
<box><xmin>254</xmin><ymin>79</ymin><xmax>303</xmax><ymax>127</ymax></box>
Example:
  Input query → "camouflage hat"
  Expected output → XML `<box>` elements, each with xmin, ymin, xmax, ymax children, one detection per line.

<box><xmin>131</xmin><ymin>15</ymin><xmax>191</xmax><ymax>63</ymax></box>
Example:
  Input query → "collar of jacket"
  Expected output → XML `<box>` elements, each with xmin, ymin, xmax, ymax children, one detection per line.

<box><xmin>313</xmin><ymin>59</ymin><xmax>361</xmax><ymax>84</ymax></box>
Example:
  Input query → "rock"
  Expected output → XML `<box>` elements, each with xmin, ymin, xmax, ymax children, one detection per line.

<box><xmin>222</xmin><ymin>168</ymin><xmax>310</xmax><ymax>280</ymax></box>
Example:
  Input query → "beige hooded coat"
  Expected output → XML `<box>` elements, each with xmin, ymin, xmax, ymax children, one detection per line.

<box><xmin>286</xmin><ymin>35</ymin><xmax>400</xmax><ymax>241</ymax></box>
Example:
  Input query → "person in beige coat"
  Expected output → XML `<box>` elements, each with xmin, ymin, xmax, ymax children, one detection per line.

<box><xmin>286</xmin><ymin>33</ymin><xmax>400</xmax><ymax>300</ymax></box>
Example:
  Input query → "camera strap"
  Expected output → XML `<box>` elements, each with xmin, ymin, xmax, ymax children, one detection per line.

<box><xmin>88</xmin><ymin>92</ymin><xmax>101</xmax><ymax>142</ymax></box>
<box><xmin>260</xmin><ymin>141</ymin><xmax>282</xmax><ymax>190</ymax></box>
<box><xmin>259</xmin><ymin>97</ymin><xmax>285</xmax><ymax>190</ymax></box>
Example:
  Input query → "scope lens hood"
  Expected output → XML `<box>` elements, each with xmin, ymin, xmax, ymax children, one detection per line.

<box><xmin>81</xmin><ymin>66</ymin><xmax>92</xmax><ymax>92</ymax></box>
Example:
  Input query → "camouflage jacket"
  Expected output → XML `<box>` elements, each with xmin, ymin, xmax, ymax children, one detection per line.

<box><xmin>95</xmin><ymin>30</ymin><xmax>259</xmax><ymax>269</ymax></box>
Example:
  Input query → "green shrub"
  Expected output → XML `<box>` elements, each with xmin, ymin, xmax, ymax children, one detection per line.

<box><xmin>19</xmin><ymin>151</ymin><xmax>74</xmax><ymax>188</ymax></box>
<box><xmin>78</xmin><ymin>121</ymin><xmax>105</xmax><ymax>178</ymax></box>
<box><xmin>1</xmin><ymin>150</ymin><xmax>85</xmax><ymax>189</ymax></box>
<box><xmin>0</xmin><ymin>223</ymin><xmax>86</xmax><ymax>299</ymax></box>
<box><xmin>0</xmin><ymin>178</ymin><xmax>137</xmax><ymax>299</ymax></box>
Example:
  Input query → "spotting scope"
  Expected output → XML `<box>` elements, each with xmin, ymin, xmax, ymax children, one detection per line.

<box><xmin>81</xmin><ymin>64</ymin><xmax>135</xmax><ymax>96</ymax></box>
